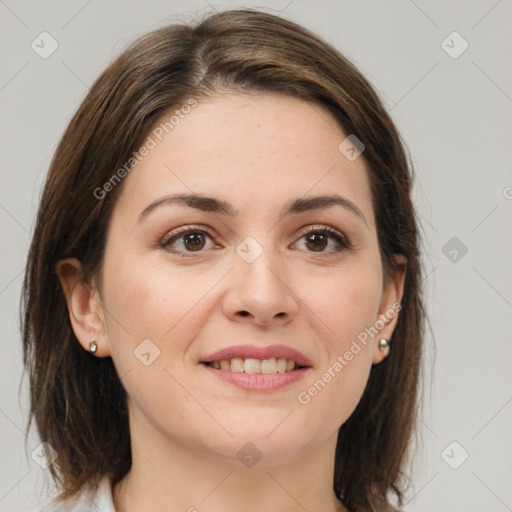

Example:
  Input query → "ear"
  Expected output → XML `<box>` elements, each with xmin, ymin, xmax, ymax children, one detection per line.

<box><xmin>55</xmin><ymin>258</ymin><xmax>111</xmax><ymax>357</ymax></box>
<box><xmin>372</xmin><ymin>254</ymin><xmax>407</xmax><ymax>364</ymax></box>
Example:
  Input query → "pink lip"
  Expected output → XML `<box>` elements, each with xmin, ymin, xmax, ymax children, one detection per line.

<box><xmin>201</xmin><ymin>344</ymin><xmax>312</xmax><ymax>367</ymax></box>
<box><xmin>202</xmin><ymin>364</ymin><xmax>310</xmax><ymax>391</ymax></box>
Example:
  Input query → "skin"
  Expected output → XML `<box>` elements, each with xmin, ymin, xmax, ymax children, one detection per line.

<box><xmin>57</xmin><ymin>92</ymin><xmax>406</xmax><ymax>512</ymax></box>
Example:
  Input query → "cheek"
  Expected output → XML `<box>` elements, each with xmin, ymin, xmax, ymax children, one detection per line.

<box><xmin>100</xmin><ymin>250</ymin><xmax>223</xmax><ymax>379</ymax></box>
<box><xmin>99</xmin><ymin>254</ymin><xmax>179</xmax><ymax>364</ymax></box>
<box><xmin>294</xmin><ymin>255</ymin><xmax>382</xmax><ymax>425</ymax></box>
<box><xmin>102</xmin><ymin>250</ymin><xmax>201</xmax><ymax>336</ymax></box>
<box><xmin>304</xmin><ymin>254</ymin><xmax>383</xmax><ymax>351</ymax></box>
<box><xmin>99</xmin><ymin>255</ymin><xmax>211</xmax><ymax>440</ymax></box>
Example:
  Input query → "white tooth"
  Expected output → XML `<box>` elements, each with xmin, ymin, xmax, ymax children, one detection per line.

<box><xmin>286</xmin><ymin>359</ymin><xmax>295</xmax><ymax>371</ymax></box>
<box><xmin>212</xmin><ymin>361</ymin><xmax>220</xmax><ymax>369</ymax></box>
<box><xmin>220</xmin><ymin>360</ymin><xmax>230</xmax><ymax>370</ymax></box>
<box><xmin>243</xmin><ymin>358</ymin><xmax>261</xmax><ymax>374</ymax></box>
<box><xmin>231</xmin><ymin>358</ymin><xmax>244</xmax><ymax>372</ymax></box>
<box><xmin>261</xmin><ymin>358</ymin><xmax>277</xmax><ymax>375</ymax></box>
<box><xmin>276</xmin><ymin>357</ymin><xmax>287</xmax><ymax>373</ymax></box>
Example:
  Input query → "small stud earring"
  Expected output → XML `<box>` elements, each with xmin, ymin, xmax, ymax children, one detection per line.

<box><xmin>89</xmin><ymin>340</ymin><xmax>98</xmax><ymax>354</ymax></box>
<box><xmin>378</xmin><ymin>338</ymin><xmax>390</xmax><ymax>355</ymax></box>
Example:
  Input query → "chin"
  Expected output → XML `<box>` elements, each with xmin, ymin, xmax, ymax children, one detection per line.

<box><xmin>187</xmin><ymin>411</ymin><xmax>330</xmax><ymax>465</ymax></box>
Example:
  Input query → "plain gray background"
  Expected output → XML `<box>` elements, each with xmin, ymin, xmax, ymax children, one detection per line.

<box><xmin>1</xmin><ymin>1</ymin><xmax>511</xmax><ymax>510</ymax></box>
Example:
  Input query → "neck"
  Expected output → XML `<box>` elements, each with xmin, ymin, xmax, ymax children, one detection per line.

<box><xmin>112</xmin><ymin>410</ymin><xmax>346</xmax><ymax>512</ymax></box>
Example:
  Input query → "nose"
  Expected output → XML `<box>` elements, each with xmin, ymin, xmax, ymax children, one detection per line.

<box><xmin>221</xmin><ymin>249</ymin><xmax>298</xmax><ymax>327</ymax></box>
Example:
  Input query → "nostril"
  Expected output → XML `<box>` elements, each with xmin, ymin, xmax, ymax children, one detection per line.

<box><xmin>239</xmin><ymin>311</ymin><xmax>250</xmax><ymax>317</ymax></box>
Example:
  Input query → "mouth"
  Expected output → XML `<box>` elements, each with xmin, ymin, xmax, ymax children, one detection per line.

<box><xmin>199</xmin><ymin>344</ymin><xmax>312</xmax><ymax>391</ymax></box>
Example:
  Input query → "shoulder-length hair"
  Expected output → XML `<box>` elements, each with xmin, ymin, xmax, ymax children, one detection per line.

<box><xmin>21</xmin><ymin>8</ymin><xmax>425</xmax><ymax>511</ymax></box>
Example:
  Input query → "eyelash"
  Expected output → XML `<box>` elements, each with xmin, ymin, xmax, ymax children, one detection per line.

<box><xmin>159</xmin><ymin>224</ymin><xmax>351</xmax><ymax>257</ymax></box>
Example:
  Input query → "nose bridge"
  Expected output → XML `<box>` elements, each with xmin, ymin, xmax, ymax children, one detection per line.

<box><xmin>223</xmin><ymin>234</ymin><xmax>298</xmax><ymax>324</ymax></box>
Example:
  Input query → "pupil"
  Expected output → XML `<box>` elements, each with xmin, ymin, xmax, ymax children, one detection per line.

<box><xmin>307</xmin><ymin>233</ymin><xmax>327</xmax><ymax>251</ymax></box>
<box><xmin>184</xmin><ymin>233</ymin><xmax>205</xmax><ymax>251</ymax></box>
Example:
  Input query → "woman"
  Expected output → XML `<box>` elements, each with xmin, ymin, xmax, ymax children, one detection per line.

<box><xmin>22</xmin><ymin>8</ymin><xmax>425</xmax><ymax>512</ymax></box>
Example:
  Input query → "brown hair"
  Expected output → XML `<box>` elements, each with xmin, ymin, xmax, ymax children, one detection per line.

<box><xmin>21</xmin><ymin>8</ymin><xmax>425</xmax><ymax>511</ymax></box>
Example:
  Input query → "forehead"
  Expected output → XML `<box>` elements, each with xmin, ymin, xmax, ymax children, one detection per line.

<box><xmin>112</xmin><ymin>92</ymin><xmax>374</xmax><ymax>227</ymax></box>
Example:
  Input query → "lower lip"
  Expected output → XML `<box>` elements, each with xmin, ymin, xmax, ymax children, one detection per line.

<box><xmin>201</xmin><ymin>364</ymin><xmax>310</xmax><ymax>391</ymax></box>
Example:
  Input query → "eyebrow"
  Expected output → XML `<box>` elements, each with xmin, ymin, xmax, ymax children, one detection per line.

<box><xmin>137</xmin><ymin>193</ymin><xmax>368</xmax><ymax>226</ymax></box>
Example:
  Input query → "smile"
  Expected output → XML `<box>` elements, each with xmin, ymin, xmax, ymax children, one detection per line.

<box><xmin>200</xmin><ymin>344</ymin><xmax>312</xmax><ymax>391</ymax></box>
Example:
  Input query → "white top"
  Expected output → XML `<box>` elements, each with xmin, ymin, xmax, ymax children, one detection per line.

<box><xmin>39</xmin><ymin>476</ymin><xmax>116</xmax><ymax>512</ymax></box>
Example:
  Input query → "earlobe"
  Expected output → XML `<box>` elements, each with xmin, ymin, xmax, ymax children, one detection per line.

<box><xmin>372</xmin><ymin>255</ymin><xmax>407</xmax><ymax>365</ymax></box>
<box><xmin>55</xmin><ymin>258</ymin><xmax>109</xmax><ymax>357</ymax></box>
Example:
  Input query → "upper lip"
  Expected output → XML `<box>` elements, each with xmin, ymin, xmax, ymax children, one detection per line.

<box><xmin>201</xmin><ymin>344</ymin><xmax>312</xmax><ymax>367</ymax></box>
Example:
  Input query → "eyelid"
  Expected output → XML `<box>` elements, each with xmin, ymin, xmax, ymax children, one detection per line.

<box><xmin>160</xmin><ymin>224</ymin><xmax>217</xmax><ymax>246</ymax></box>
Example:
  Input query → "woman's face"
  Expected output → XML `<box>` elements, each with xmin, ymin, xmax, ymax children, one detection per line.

<box><xmin>74</xmin><ymin>93</ymin><xmax>404</xmax><ymax>463</ymax></box>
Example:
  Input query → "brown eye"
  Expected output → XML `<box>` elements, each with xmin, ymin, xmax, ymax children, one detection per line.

<box><xmin>295</xmin><ymin>227</ymin><xmax>351</xmax><ymax>254</ymax></box>
<box><xmin>161</xmin><ymin>227</ymin><xmax>216</xmax><ymax>255</ymax></box>
<box><xmin>182</xmin><ymin>232</ymin><xmax>206</xmax><ymax>251</ymax></box>
<box><xmin>305</xmin><ymin>232</ymin><xmax>328</xmax><ymax>252</ymax></box>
